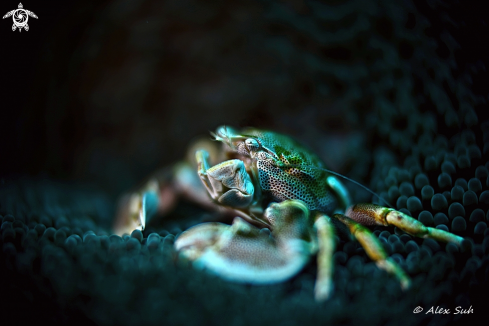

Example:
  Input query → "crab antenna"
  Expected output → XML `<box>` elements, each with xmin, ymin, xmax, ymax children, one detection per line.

<box><xmin>283</xmin><ymin>164</ymin><xmax>393</xmax><ymax>208</ymax></box>
<box><xmin>210</xmin><ymin>125</ymin><xmax>236</xmax><ymax>150</ymax></box>
<box><xmin>210</xmin><ymin>131</ymin><xmax>219</xmax><ymax>141</ymax></box>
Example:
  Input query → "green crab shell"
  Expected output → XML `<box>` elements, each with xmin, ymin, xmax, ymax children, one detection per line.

<box><xmin>241</xmin><ymin>129</ymin><xmax>340</xmax><ymax>214</ymax></box>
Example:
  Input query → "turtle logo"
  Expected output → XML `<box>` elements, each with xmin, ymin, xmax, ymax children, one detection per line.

<box><xmin>3</xmin><ymin>3</ymin><xmax>38</xmax><ymax>32</ymax></box>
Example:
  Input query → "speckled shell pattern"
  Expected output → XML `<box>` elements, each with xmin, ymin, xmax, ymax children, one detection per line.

<box><xmin>243</xmin><ymin>129</ymin><xmax>339</xmax><ymax>214</ymax></box>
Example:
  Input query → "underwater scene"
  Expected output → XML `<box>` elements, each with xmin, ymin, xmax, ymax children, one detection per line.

<box><xmin>1</xmin><ymin>0</ymin><xmax>487</xmax><ymax>325</ymax></box>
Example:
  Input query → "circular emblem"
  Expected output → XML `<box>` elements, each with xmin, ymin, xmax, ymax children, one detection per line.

<box><xmin>13</xmin><ymin>9</ymin><xmax>28</xmax><ymax>28</ymax></box>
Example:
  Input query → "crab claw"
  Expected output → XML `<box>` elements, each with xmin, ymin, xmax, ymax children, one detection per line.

<box><xmin>175</xmin><ymin>201</ymin><xmax>314</xmax><ymax>284</ymax></box>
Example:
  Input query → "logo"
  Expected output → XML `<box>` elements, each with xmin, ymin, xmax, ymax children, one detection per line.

<box><xmin>3</xmin><ymin>3</ymin><xmax>38</xmax><ymax>32</ymax></box>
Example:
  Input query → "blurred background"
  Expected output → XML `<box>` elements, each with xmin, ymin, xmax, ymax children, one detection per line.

<box><xmin>2</xmin><ymin>0</ymin><xmax>485</xmax><ymax>199</ymax></box>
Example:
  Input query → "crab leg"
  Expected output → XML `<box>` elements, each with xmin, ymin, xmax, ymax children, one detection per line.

<box><xmin>325</xmin><ymin>176</ymin><xmax>352</xmax><ymax>212</ymax></box>
<box><xmin>334</xmin><ymin>214</ymin><xmax>411</xmax><ymax>290</ymax></box>
<box><xmin>114</xmin><ymin>162</ymin><xmax>211</xmax><ymax>235</ymax></box>
<box><xmin>313</xmin><ymin>213</ymin><xmax>336</xmax><ymax>301</ymax></box>
<box><xmin>345</xmin><ymin>203</ymin><xmax>464</xmax><ymax>245</ymax></box>
<box><xmin>114</xmin><ymin>140</ymin><xmax>228</xmax><ymax>235</ymax></box>
<box><xmin>114</xmin><ymin>180</ymin><xmax>160</xmax><ymax>235</ymax></box>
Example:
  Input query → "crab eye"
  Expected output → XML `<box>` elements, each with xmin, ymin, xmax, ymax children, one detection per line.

<box><xmin>245</xmin><ymin>138</ymin><xmax>259</xmax><ymax>152</ymax></box>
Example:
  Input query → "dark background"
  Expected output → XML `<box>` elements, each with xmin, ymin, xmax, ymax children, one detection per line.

<box><xmin>1</xmin><ymin>0</ymin><xmax>486</xmax><ymax>197</ymax></box>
